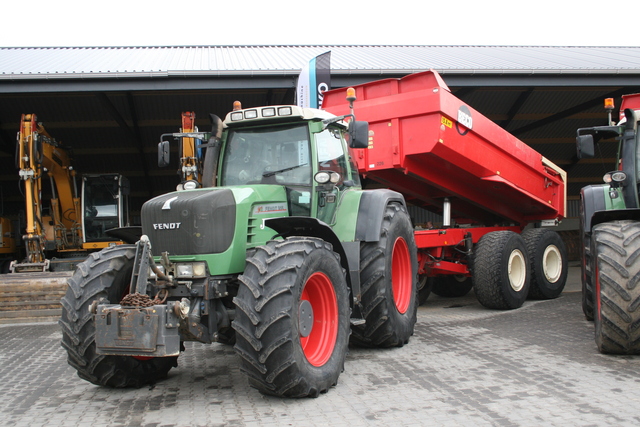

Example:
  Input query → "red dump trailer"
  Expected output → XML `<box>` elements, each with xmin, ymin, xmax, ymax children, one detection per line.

<box><xmin>324</xmin><ymin>70</ymin><xmax>568</xmax><ymax>308</ymax></box>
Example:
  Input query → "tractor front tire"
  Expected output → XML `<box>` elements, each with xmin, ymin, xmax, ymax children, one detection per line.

<box><xmin>592</xmin><ymin>221</ymin><xmax>640</xmax><ymax>354</ymax></box>
<box><xmin>351</xmin><ymin>203</ymin><xmax>418</xmax><ymax>347</ymax></box>
<box><xmin>473</xmin><ymin>231</ymin><xmax>530</xmax><ymax>310</ymax></box>
<box><xmin>232</xmin><ymin>237</ymin><xmax>350</xmax><ymax>397</ymax></box>
<box><xmin>59</xmin><ymin>245</ymin><xmax>178</xmax><ymax>387</ymax></box>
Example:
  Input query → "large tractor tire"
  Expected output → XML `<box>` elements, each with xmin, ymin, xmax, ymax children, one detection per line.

<box><xmin>582</xmin><ymin>232</ymin><xmax>595</xmax><ymax>321</ymax></box>
<box><xmin>592</xmin><ymin>220</ymin><xmax>640</xmax><ymax>354</ymax></box>
<box><xmin>522</xmin><ymin>229</ymin><xmax>568</xmax><ymax>300</ymax></box>
<box><xmin>431</xmin><ymin>275</ymin><xmax>473</xmax><ymax>298</ymax></box>
<box><xmin>232</xmin><ymin>237</ymin><xmax>350</xmax><ymax>397</ymax></box>
<box><xmin>473</xmin><ymin>231</ymin><xmax>530</xmax><ymax>310</ymax></box>
<box><xmin>351</xmin><ymin>203</ymin><xmax>418</xmax><ymax>347</ymax></box>
<box><xmin>59</xmin><ymin>245</ymin><xmax>178</xmax><ymax>387</ymax></box>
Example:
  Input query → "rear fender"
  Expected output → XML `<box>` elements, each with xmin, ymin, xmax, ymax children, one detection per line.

<box><xmin>355</xmin><ymin>189</ymin><xmax>407</xmax><ymax>242</ymax></box>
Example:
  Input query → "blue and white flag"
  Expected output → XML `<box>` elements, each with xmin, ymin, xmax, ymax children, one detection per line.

<box><xmin>297</xmin><ymin>51</ymin><xmax>331</xmax><ymax>109</ymax></box>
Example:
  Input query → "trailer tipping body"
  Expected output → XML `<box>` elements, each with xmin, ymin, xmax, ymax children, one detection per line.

<box><xmin>323</xmin><ymin>70</ymin><xmax>566</xmax><ymax>228</ymax></box>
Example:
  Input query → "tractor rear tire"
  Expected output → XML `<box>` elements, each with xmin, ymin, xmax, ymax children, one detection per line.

<box><xmin>522</xmin><ymin>229</ymin><xmax>568</xmax><ymax>299</ymax></box>
<box><xmin>592</xmin><ymin>221</ymin><xmax>640</xmax><ymax>354</ymax></box>
<box><xmin>473</xmin><ymin>231</ymin><xmax>530</xmax><ymax>310</ymax></box>
<box><xmin>431</xmin><ymin>275</ymin><xmax>473</xmax><ymax>298</ymax></box>
<box><xmin>59</xmin><ymin>245</ymin><xmax>178</xmax><ymax>387</ymax></box>
<box><xmin>351</xmin><ymin>203</ymin><xmax>418</xmax><ymax>347</ymax></box>
<box><xmin>232</xmin><ymin>237</ymin><xmax>350</xmax><ymax>397</ymax></box>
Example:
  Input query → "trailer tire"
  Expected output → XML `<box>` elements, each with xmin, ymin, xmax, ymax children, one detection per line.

<box><xmin>232</xmin><ymin>237</ymin><xmax>349</xmax><ymax>397</ymax></box>
<box><xmin>592</xmin><ymin>221</ymin><xmax>640</xmax><ymax>354</ymax></box>
<box><xmin>351</xmin><ymin>203</ymin><xmax>418</xmax><ymax>347</ymax></box>
<box><xmin>473</xmin><ymin>231</ymin><xmax>530</xmax><ymax>310</ymax></box>
<box><xmin>522</xmin><ymin>229</ymin><xmax>568</xmax><ymax>300</ymax></box>
<box><xmin>59</xmin><ymin>245</ymin><xmax>178</xmax><ymax>387</ymax></box>
<box><xmin>431</xmin><ymin>275</ymin><xmax>473</xmax><ymax>298</ymax></box>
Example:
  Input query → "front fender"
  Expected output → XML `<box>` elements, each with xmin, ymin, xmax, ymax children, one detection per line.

<box><xmin>264</xmin><ymin>216</ymin><xmax>361</xmax><ymax>306</ymax></box>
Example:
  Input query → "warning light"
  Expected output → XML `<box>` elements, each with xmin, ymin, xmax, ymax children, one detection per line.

<box><xmin>233</xmin><ymin>101</ymin><xmax>242</xmax><ymax>111</ymax></box>
<box><xmin>604</xmin><ymin>98</ymin><xmax>615</xmax><ymax>110</ymax></box>
<box><xmin>346</xmin><ymin>87</ymin><xmax>356</xmax><ymax>103</ymax></box>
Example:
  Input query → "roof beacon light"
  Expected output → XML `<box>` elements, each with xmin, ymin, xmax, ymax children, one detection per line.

<box><xmin>346</xmin><ymin>88</ymin><xmax>356</xmax><ymax>104</ymax></box>
<box><xmin>604</xmin><ymin>98</ymin><xmax>616</xmax><ymax>125</ymax></box>
<box><xmin>604</xmin><ymin>98</ymin><xmax>615</xmax><ymax>110</ymax></box>
<box><xmin>233</xmin><ymin>101</ymin><xmax>242</xmax><ymax>111</ymax></box>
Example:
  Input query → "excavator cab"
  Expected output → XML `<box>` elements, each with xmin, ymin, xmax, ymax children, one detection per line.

<box><xmin>81</xmin><ymin>174</ymin><xmax>129</xmax><ymax>244</ymax></box>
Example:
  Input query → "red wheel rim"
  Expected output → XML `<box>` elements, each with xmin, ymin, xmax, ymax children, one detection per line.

<box><xmin>300</xmin><ymin>272</ymin><xmax>338</xmax><ymax>367</ymax></box>
<box><xmin>392</xmin><ymin>237</ymin><xmax>412</xmax><ymax>314</ymax></box>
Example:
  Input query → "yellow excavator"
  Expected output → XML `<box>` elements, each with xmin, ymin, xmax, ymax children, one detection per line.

<box><xmin>0</xmin><ymin>216</ymin><xmax>16</xmax><ymax>273</ymax></box>
<box><xmin>10</xmin><ymin>114</ymin><xmax>129</xmax><ymax>272</ymax></box>
<box><xmin>158</xmin><ymin>111</ymin><xmax>207</xmax><ymax>189</ymax></box>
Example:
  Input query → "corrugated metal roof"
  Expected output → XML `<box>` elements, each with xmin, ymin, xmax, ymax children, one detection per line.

<box><xmin>3</xmin><ymin>45</ymin><xmax>640</xmax><ymax>80</ymax></box>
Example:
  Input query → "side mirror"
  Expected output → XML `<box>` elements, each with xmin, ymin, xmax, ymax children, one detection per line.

<box><xmin>349</xmin><ymin>121</ymin><xmax>369</xmax><ymax>149</ymax></box>
<box><xmin>576</xmin><ymin>134</ymin><xmax>595</xmax><ymax>159</ymax></box>
<box><xmin>120</xmin><ymin>178</ymin><xmax>130</xmax><ymax>196</ymax></box>
<box><xmin>158</xmin><ymin>140</ymin><xmax>170</xmax><ymax>167</ymax></box>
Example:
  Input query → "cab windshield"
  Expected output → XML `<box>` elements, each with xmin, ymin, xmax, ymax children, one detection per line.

<box><xmin>220</xmin><ymin>124</ymin><xmax>312</xmax><ymax>187</ymax></box>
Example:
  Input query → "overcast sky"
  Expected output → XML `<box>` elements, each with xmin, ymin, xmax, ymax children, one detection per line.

<box><xmin>1</xmin><ymin>0</ymin><xmax>631</xmax><ymax>47</ymax></box>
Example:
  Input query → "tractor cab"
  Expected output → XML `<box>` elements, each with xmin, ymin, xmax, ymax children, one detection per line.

<box><xmin>219</xmin><ymin>105</ymin><xmax>363</xmax><ymax>223</ymax></box>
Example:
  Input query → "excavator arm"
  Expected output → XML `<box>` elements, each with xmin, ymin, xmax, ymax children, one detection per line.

<box><xmin>11</xmin><ymin>114</ymin><xmax>81</xmax><ymax>272</ymax></box>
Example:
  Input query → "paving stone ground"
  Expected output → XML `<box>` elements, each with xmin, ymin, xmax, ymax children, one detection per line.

<box><xmin>1</xmin><ymin>263</ymin><xmax>639</xmax><ymax>426</ymax></box>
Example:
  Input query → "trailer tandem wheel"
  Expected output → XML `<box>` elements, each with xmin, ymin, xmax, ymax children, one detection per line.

<box><xmin>592</xmin><ymin>220</ymin><xmax>640</xmax><ymax>354</ymax></box>
<box><xmin>232</xmin><ymin>237</ymin><xmax>350</xmax><ymax>397</ymax></box>
<box><xmin>351</xmin><ymin>203</ymin><xmax>418</xmax><ymax>347</ymax></box>
<box><xmin>59</xmin><ymin>245</ymin><xmax>178</xmax><ymax>387</ymax></box>
<box><xmin>473</xmin><ymin>231</ymin><xmax>530</xmax><ymax>310</ymax></box>
<box><xmin>522</xmin><ymin>229</ymin><xmax>568</xmax><ymax>300</ymax></box>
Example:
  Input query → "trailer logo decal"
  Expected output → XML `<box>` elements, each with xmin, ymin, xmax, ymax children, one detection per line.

<box><xmin>456</xmin><ymin>105</ymin><xmax>473</xmax><ymax>136</ymax></box>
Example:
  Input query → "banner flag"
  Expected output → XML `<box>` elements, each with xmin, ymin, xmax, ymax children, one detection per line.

<box><xmin>297</xmin><ymin>51</ymin><xmax>331</xmax><ymax>109</ymax></box>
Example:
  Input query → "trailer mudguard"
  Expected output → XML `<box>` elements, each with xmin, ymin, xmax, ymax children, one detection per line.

<box><xmin>355</xmin><ymin>189</ymin><xmax>406</xmax><ymax>242</ymax></box>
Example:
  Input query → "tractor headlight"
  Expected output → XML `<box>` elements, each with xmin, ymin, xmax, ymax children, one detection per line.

<box><xmin>315</xmin><ymin>171</ymin><xmax>331</xmax><ymax>184</ymax></box>
<box><xmin>183</xmin><ymin>180</ymin><xmax>199</xmax><ymax>190</ymax></box>
<box><xmin>175</xmin><ymin>262</ymin><xmax>207</xmax><ymax>278</ymax></box>
<box><xmin>603</xmin><ymin>171</ymin><xmax>626</xmax><ymax>184</ymax></box>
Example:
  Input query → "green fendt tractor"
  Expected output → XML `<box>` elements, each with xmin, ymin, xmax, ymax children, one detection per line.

<box><xmin>577</xmin><ymin>94</ymin><xmax>640</xmax><ymax>355</ymax></box>
<box><xmin>59</xmin><ymin>95</ymin><xmax>418</xmax><ymax>397</ymax></box>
